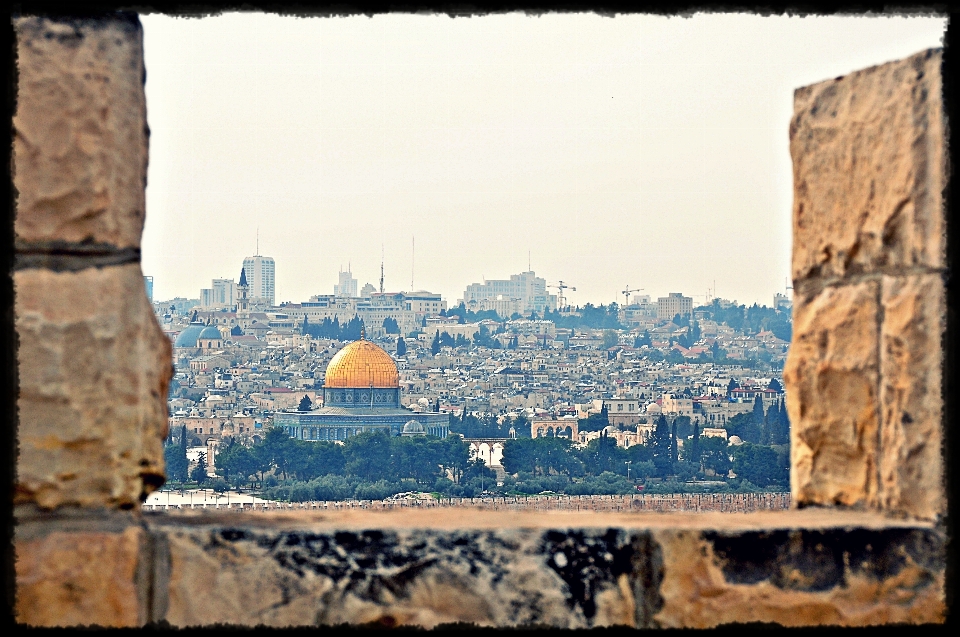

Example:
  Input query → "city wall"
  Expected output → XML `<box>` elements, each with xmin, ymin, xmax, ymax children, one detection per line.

<box><xmin>13</xmin><ymin>16</ymin><xmax>946</xmax><ymax>628</ymax></box>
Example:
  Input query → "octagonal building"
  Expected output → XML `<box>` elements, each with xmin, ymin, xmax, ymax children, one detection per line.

<box><xmin>274</xmin><ymin>337</ymin><xmax>448</xmax><ymax>441</ymax></box>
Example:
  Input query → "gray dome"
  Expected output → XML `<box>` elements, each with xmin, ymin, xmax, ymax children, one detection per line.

<box><xmin>174</xmin><ymin>323</ymin><xmax>206</xmax><ymax>348</ymax></box>
<box><xmin>199</xmin><ymin>325</ymin><xmax>222</xmax><ymax>339</ymax></box>
<box><xmin>402</xmin><ymin>419</ymin><xmax>426</xmax><ymax>434</ymax></box>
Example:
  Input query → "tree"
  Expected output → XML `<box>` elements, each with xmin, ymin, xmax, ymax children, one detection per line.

<box><xmin>431</xmin><ymin>332</ymin><xmax>441</xmax><ymax>355</ymax></box>
<box><xmin>727</xmin><ymin>411</ymin><xmax>760</xmax><ymax>444</ymax></box>
<box><xmin>650</xmin><ymin>415</ymin><xmax>673</xmax><ymax>478</ymax></box>
<box><xmin>634</xmin><ymin>331</ymin><xmax>651</xmax><ymax>348</ymax></box>
<box><xmin>762</xmin><ymin>400</ymin><xmax>778</xmax><ymax>445</ymax></box>
<box><xmin>699</xmin><ymin>436</ymin><xmax>732</xmax><ymax>477</ymax></box>
<box><xmin>768</xmin><ymin>378</ymin><xmax>782</xmax><ymax>393</ymax></box>
<box><xmin>602</xmin><ymin>330</ymin><xmax>619</xmax><ymax>349</ymax></box>
<box><xmin>752</xmin><ymin>395</ymin><xmax>766</xmax><ymax>443</ymax></box>
<box><xmin>260</xmin><ymin>426</ymin><xmax>295</xmax><ymax>480</ymax></box>
<box><xmin>383</xmin><ymin>316</ymin><xmax>400</xmax><ymax>334</ymax></box>
<box><xmin>727</xmin><ymin>378</ymin><xmax>739</xmax><ymax>396</ymax></box>
<box><xmin>578</xmin><ymin>436</ymin><xmax>623</xmax><ymax>475</ymax></box>
<box><xmin>164</xmin><ymin>430</ymin><xmax>188</xmax><ymax>483</ymax></box>
<box><xmin>777</xmin><ymin>398</ymin><xmax>791</xmax><ymax>445</ymax></box>
<box><xmin>190</xmin><ymin>451</ymin><xmax>208</xmax><ymax>484</ymax></box>
<box><xmin>732</xmin><ymin>443</ymin><xmax>783</xmax><ymax>487</ymax></box>
<box><xmin>298</xmin><ymin>394</ymin><xmax>313</xmax><ymax>411</ymax></box>
<box><xmin>396</xmin><ymin>336</ymin><xmax>407</xmax><ymax>356</ymax></box>
<box><xmin>343</xmin><ymin>430</ymin><xmax>394</xmax><ymax>481</ymax></box>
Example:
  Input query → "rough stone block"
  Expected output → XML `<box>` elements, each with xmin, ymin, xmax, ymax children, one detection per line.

<box><xmin>653</xmin><ymin>527</ymin><xmax>944</xmax><ymax>627</ymax></box>
<box><xmin>15</xmin><ymin>263</ymin><xmax>172</xmax><ymax>509</ymax></box>
<box><xmin>790</xmin><ymin>48</ymin><xmax>944</xmax><ymax>283</ymax></box>
<box><xmin>13</xmin><ymin>15</ymin><xmax>148</xmax><ymax>249</ymax></box>
<box><xmin>15</xmin><ymin>525</ymin><xmax>146</xmax><ymax>627</ymax></box>
<box><xmin>157</xmin><ymin>524</ymin><xmax>639</xmax><ymax>628</ymax></box>
<box><xmin>784</xmin><ymin>281</ymin><xmax>879</xmax><ymax>508</ymax></box>
<box><xmin>879</xmin><ymin>273</ymin><xmax>944</xmax><ymax>520</ymax></box>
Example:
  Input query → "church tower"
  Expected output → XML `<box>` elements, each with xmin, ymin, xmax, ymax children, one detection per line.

<box><xmin>237</xmin><ymin>266</ymin><xmax>249</xmax><ymax>314</ymax></box>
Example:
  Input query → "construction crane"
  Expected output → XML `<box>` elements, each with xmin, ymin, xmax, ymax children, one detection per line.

<box><xmin>548</xmin><ymin>281</ymin><xmax>576</xmax><ymax>311</ymax></box>
<box><xmin>621</xmin><ymin>286</ymin><xmax>644</xmax><ymax>306</ymax></box>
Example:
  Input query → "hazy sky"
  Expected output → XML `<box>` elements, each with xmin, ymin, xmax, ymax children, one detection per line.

<box><xmin>140</xmin><ymin>12</ymin><xmax>946</xmax><ymax>308</ymax></box>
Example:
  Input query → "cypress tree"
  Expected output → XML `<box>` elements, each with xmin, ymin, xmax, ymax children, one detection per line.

<box><xmin>651</xmin><ymin>415</ymin><xmax>672</xmax><ymax>478</ymax></box>
<box><xmin>764</xmin><ymin>400</ymin><xmax>779</xmax><ymax>445</ymax></box>
<box><xmin>778</xmin><ymin>398</ymin><xmax>790</xmax><ymax>444</ymax></box>
<box><xmin>396</xmin><ymin>336</ymin><xmax>407</xmax><ymax>356</ymax></box>
<box><xmin>178</xmin><ymin>425</ymin><xmax>188</xmax><ymax>482</ymax></box>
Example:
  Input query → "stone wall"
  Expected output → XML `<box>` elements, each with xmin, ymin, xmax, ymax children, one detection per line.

<box><xmin>784</xmin><ymin>49</ymin><xmax>945</xmax><ymax>521</ymax></box>
<box><xmin>12</xmin><ymin>15</ymin><xmax>946</xmax><ymax>628</ymax></box>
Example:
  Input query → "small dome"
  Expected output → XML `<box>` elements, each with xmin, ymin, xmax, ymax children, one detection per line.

<box><xmin>402</xmin><ymin>419</ymin><xmax>426</xmax><ymax>435</ymax></box>
<box><xmin>199</xmin><ymin>325</ymin><xmax>222</xmax><ymax>339</ymax></box>
<box><xmin>728</xmin><ymin>435</ymin><xmax>743</xmax><ymax>446</ymax></box>
<box><xmin>174</xmin><ymin>322</ymin><xmax>206</xmax><ymax>348</ymax></box>
<box><xmin>604</xmin><ymin>425</ymin><xmax>617</xmax><ymax>435</ymax></box>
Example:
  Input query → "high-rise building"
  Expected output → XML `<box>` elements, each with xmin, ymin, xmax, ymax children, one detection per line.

<box><xmin>334</xmin><ymin>267</ymin><xmax>358</xmax><ymax>298</ymax></box>
<box><xmin>143</xmin><ymin>276</ymin><xmax>153</xmax><ymax>303</ymax></box>
<box><xmin>200</xmin><ymin>278</ymin><xmax>236</xmax><ymax>309</ymax></box>
<box><xmin>242</xmin><ymin>255</ymin><xmax>276</xmax><ymax>307</ymax></box>
<box><xmin>461</xmin><ymin>271</ymin><xmax>557</xmax><ymax>315</ymax></box>
<box><xmin>656</xmin><ymin>292</ymin><xmax>693</xmax><ymax>321</ymax></box>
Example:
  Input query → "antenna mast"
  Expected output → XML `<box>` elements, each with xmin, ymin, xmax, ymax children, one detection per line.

<box><xmin>411</xmin><ymin>236</ymin><xmax>415</xmax><ymax>292</ymax></box>
<box><xmin>380</xmin><ymin>244</ymin><xmax>384</xmax><ymax>294</ymax></box>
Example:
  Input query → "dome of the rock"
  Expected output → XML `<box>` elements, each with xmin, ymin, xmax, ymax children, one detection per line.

<box><xmin>324</xmin><ymin>338</ymin><xmax>400</xmax><ymax>388</ymax></box>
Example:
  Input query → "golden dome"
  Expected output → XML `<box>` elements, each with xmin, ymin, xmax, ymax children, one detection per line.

<box><xmin>324</xmin><ymin>338</ymin><xmax>400</xmax><ymax>388</ymax></box>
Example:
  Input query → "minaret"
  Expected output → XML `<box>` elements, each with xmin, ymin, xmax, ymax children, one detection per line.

<box><xmin>237</xmin><ymin>266</ymin><xmax>249</xmax><ymax>314</ymax></box>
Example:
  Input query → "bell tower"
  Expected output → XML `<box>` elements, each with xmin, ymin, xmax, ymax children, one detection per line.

<box><xmin>237</xmin><ymin>266</ymin><xmax>249</xmax><ymax>313</ymax></box>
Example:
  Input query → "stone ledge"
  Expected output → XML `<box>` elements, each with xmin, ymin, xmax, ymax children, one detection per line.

<box><xmin>142</xmin><ymin>509</ymin><xmax>944</xmax><ymax>628</ymax></box>
<box><xmin>21</xmin><ymin>507</ymin><xmax>941</xmax><ymax>628</ymax></box>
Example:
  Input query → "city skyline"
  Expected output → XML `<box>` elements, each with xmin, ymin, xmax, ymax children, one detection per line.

<box><xmin>140</xmin><ymin>12</ymin><xmax>946</xmax><ymax>307</ymax></box>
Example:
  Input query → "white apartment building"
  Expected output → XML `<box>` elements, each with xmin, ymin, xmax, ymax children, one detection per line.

<box><xmin>461</xmin><ymin>270</ymin><xmax>558</xmax><ymax>315</ymax></box>
<box><xmin>242</xmin><ymin>255</ymin><xmax>276</xmax><ymax>307</ymax></box>
<box><xmin>200</xmin><ymin>278</ymin><xmax>236</xmax><ymax>309</ymax></box>
<box><xmin>334</xmin><ymin>268</ymin><xmax>358</xmax><ymax>298</ymax></box>
<box><xmin>657</xmin><ymin>292</ymin><xmax>693</xmax><ymax>321</ymax></box>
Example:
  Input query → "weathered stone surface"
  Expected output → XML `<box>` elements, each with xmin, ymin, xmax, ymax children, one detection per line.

<box><xmin>157</xmin><ymin>524</ymin><xmax>639</xmax><ymax>628</ymax></box>
<box><xmin>790</xmin><ymin>49</ymin><xmax>944</xmax><ymax>283</ymax></box>
<box><xmin>15</xmin><ymin>525</ymin><xmax>147</xmax><ymax>627</ymax></box>
<box><xmin>13</xmin><ymin>16</ymin><xmax>148</xmax><ymax>249</ymax></box>
<box><xmin>15</xmin><ymin>263</ymin><xmax>172</xmax><ymax>509</ymax></box>
<box><xmin>784</xmin><ymin>281</ymin><xmax>879</xmax><ymax>509</ymax></box>
<box><xmin>879</xmin><ymin>273</ymin><xmax>944</xmax><ymax>520</ymax></box>
<box><xmin>142</xmin><ymin>510</ymin><xmax>943</xmax><ymax>628</ymax></box>
<box><xmin>653</xmin><ymin>527</ymin><xmax>944</xmax><ymax>627</ymax></box>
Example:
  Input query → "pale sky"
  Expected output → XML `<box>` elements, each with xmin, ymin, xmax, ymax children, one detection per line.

<box><xmin>140</xmin><ymin>12</ymin><xmax>946</xmax><ymax>308</ymax></box>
